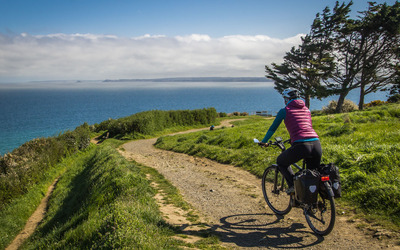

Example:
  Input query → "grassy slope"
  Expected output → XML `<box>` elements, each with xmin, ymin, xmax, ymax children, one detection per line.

<box><xmin>1</xmin><ymin>109</ymin><xmax>221</xmax><ymax>249</ymax></box>
<box><xmin>18</xmin><ymin>141</ymin><xmax>220</xmax><ymax>249</ymax></box>
<box><xmin>155</xmin><ymin>104</ymin><xmax>400</xmax><ymax>228</ymax></box>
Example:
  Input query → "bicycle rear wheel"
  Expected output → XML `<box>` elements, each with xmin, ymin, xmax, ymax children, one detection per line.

<box><xmin>304</xmin><ymin>191</ymin><xmax>335</xmax><ymax>236</ymax></box>
<box><xmin>262</xmin><ymin>165</ymin><xmax>292</xmax><ymax>215</ymax></box>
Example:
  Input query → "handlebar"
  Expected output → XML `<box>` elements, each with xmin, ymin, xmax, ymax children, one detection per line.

<box><xmin>254</xmin><ymin>137</ymin><xmax>291</xmax><ymax>151</ymax></box>
<box><xmin>254</xmin><ymin>137</ymin><xmax>304</xmax><ymax>170</ymax></box>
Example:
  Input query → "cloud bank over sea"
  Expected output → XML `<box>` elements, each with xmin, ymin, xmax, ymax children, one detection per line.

<box><xmin>0</xmin><ymin>33</ymin><xmax>303</xmax><ymax>83</ymax></box>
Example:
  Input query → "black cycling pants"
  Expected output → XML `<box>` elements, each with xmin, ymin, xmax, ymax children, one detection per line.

<box><xmin>277</xmin><ymin>140</ymin><xmax>322</xmax><ymax>187</ymax></box>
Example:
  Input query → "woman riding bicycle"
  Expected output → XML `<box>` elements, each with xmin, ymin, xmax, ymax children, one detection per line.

<box><xmin>260</xmin><ymin>88</ymin><xmax>322</xmax><ymax>194</ymax></box>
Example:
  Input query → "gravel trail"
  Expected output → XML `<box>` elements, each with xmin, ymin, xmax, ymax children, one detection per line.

<box><xmin>120</xmin><ymin>120</ymin><xmax>399</xmax><ymax>249</ymax></box>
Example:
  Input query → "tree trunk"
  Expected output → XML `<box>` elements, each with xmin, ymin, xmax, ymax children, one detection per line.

<box><xmin>335</xmin><ymin>91</ymin><xmax>348</xmax><ymax>113</ymax></box>
<box><xmin>305</xmin><ymin>94</ymin><xmax>311</xmax><ymax>109</ymax></box>
<box><xmin>359</xmin><ymin>84</ymin><xmax>365</xmax><ymax>110</ymax></box>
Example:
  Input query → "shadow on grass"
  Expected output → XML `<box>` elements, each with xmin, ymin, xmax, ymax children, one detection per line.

<box><xmin>33</xmin><ymin>162</ymin><xmax>92</xmax><ymax>241</ymax></box>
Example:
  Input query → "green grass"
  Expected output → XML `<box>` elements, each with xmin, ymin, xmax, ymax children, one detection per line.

<box><xmin>155</xmin><ymin>104</ymin><xmax>400</xmax><ymax>229</ymax></box>
<box><xmin>0</xmin><ymin>162</ymin><xmax>66</xmax><ymax>249</ymax></box>
<box><xmin>16</xmin><ymin>141</ymin><xmax>221</xmax><ymax>249</ymax></box>
<box><xmin>18</xmin><ymin>143</ymin><xmax>174</xmax><ymax>249</ymax></box>
<box><xmin>94</xmin><ymin>108</ymin><xmax>218</xmax><ymax>139</ymax></box>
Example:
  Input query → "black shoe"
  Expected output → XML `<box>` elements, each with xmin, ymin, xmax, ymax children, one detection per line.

<box><xmin>286</xmin><ymin>186</ymin><xmax>295</xmax><ymax>195</ymax></box>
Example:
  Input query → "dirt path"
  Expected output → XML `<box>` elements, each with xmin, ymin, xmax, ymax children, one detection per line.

<box><xmin>121</xmin><ymin>119</ymin><xmax>399</xmax><ymax>249</ymax></box>
<box><xmin>6</xmin><ymin>178</ymin><xmax>59</xmax><ymax>250</ymax></box>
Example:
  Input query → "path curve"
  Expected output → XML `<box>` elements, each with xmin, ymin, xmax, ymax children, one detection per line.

<box><xmin>120</xmin><ymin>120</ymin><xmax>399</xmax><ymax>249</ymax></box>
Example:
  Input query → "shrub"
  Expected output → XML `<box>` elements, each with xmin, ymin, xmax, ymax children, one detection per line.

<box><xmin>364</xmin><ymin>100</ymin><xmax>387</xmax><ymax>107</ymax></box>
<box><xmin>240</xmin><ymin>112</ymin><xmax>249</xmax><ymax>116</ymax></box>
<box><xmin>218</xmin><ymin>112</ymin><xmax>227</xmax><ymax>117</ymax></box>
<box><xmin>0</xmin><ymin>124</ymin><xmax>91</xmax><ymax>208</ymax></box>
<box><xmin>322</xmin><ymin>99</ymin><xmax>359</xmax><ymax>114</ymax></box>
<box><xmin>94</xmin><ymin>108</ymin><xmax>217</xmax><ymax>138</ymax></box>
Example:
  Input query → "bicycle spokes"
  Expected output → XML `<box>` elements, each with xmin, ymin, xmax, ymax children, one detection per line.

<box><xmin>304</xmin><ymin>193</ymin><xmax>335</xmax><ymax>236</ymax></box>
<box><xmin>262</xmin><ymin>166</ymin><xmax>292</xmax><ymax>215</ymax></box>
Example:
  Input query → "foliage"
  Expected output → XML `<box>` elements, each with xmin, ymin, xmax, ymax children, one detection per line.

<box><xmin>155</xmin><ymin>104</ymin><xmax>400</xmax><ymax>227</ymax></box>
<box><xmin>388</xmin><ymin>94</ymin><xmax>400</xmax><ymax>103</ymax></box>
<box><xmin>322</xmin><ymin>99</ymin><xmax>359</xmax><ymax>114</ymax></box>
<box><xmin>364</xmin><ymin>100</ymin><xmax>387</xmax><ymax>107</ymax></box>
<box><xmin>0</xmin><ymin>123</ymin><xmax>91</xmax><ymax>208</ymax></box>
<box><xmin>387</xmin><ymin>76</ymin><xmax>400</xmax><ymax>98</ymax></box>
<box><xmin>330</xmin><ymin>1</ymin><xmax>400</xmax><ymax>111</ymax></box>
<box><xmin>265</xmin><ymin>1</ymin><xmax>349</xmax><ymax>109</ymax></box>
<box><xmin>94</xmin><ymin>108</ymin><xmax>217</xmax><ymax>138</ymax></box>
<box><xmin>218</xmin><ymin>112</ymin><xmax>227</xmax><ymax>117</ymax></box>
<box><xmin>265</xmin><ymin>1</ymin><xmax>400</xmax><ymax>113</ymax></box>
<box><xmin>265</xmin><ymin>34</ymin><xmax>335</xmax><ymax>108</ymax></box>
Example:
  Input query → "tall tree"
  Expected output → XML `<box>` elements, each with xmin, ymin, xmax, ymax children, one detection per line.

<box><xmin>328</xmin><ymin>1</ymin><xmax>400</xmax><ymax>112</ymax></box>
<box><xmin>356</xmin><ymin>2</ymin><xmax>400</xmax><ymax>109</ymax></box>
<box><xmin>265</xmin><ymin>2</ymin><xmax>350</xmax><ymax>108</ymax></box>
<box><xmin>265</xmin><ymin>1</ymin><xmax>400</xmax><ymax>112</ymax></box>
<box><xmin>265</xmin><ymin>35</ymin><xmax>334</xmax><ymax>108</ymax></box>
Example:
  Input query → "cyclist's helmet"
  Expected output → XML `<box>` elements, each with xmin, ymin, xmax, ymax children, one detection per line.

<box><xmin>282</xmin><ymin>88</ymin><xmax>300</xmax><ymax>104</ymax></box>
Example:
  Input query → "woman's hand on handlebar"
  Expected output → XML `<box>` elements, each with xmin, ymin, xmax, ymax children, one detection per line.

<box><xmin>258</xmin><ymin>142</ymin><xmax>269</xmax><ymax>148</ymax></box>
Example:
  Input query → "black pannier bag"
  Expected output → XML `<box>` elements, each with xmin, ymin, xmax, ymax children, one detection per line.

<box><xmin>294</xmin><ymin>169</ymin><xmax>320</xmax><ymax>204</ymax></box>
<box><xmin>319</xmin><ymin>163</ymin><xmax>341</xmax><ymax>198</ymax></box>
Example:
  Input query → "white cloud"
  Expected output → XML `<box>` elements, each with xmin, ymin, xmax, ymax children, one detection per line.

<box><xmin>0</xmin><ymin>32</ymin><xmax>304</xmax><ymax>82</ymax></box>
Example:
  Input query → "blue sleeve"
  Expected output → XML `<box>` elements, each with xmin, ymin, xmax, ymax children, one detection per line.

<box><xmin>261</xmin><ymin>108</ymin><xmax>286</xmax><ymax>143</ymax></box>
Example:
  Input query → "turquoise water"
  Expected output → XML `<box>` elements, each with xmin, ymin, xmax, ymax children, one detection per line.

<box><xmin>0</xmin><ymin>84</ymin><xmax>388</xmax><ymax>155</ymax></box>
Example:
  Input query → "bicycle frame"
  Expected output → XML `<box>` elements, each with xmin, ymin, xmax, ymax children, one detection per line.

<box><xmin>272</xmin><ymin>162</ymin><xmax>301</xmax><ymax>194</ymax></box>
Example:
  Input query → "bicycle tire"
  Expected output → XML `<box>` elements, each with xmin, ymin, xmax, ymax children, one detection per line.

<box><xmin>304</xmin><ymin>190</ymin><xmax>336</xmax><ymax>236</ymax></box>
<box><xmin>262</xmin><ymin>165</ymin><xmax>292</xmax><ymax>215</ymax></box>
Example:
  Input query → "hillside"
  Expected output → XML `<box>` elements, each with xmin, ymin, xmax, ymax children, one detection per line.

<box><xmin>1</xmin><ymin>104</ymin><xmax>400</xmax><ymax>249</ymax></box>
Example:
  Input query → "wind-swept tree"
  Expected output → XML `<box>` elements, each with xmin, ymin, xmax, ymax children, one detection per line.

<box><xmin>356</xmin><ymin>2</ymin><xmax>400</xmax><ymax>109</ymax></box>
<box><xmin>328</xmin><ymin>1</ymin><xmax>400</xmax><ymax>112</ymax></box>
<box><xmin>265</xmin><ymin>37</ymin><xmax>329</xmax><ymax>108</ymax></box>
<box><xmin>265</xmin><ymin>2</ymin><xmax>350</xmax><ymax>108</ymax></box>
<box><xmin>266</xmin><ymin>1</ymin><xmax>400</xmax><ymax>113</ymax></box>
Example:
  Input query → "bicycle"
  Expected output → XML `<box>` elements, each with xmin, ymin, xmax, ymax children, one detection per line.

<box><xmin>254</xmin><ymin>137</ymin><xmax>336</xmax><ymax>236</ymax></box>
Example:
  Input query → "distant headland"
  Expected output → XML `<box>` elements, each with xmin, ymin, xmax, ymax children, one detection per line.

<box><xmin>103</xmin><ymin>77</ymin><xmax>271</xmax><ymax>82</ymax></box>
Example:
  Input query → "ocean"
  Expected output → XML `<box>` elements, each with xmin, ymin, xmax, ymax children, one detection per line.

<box><xmin>0</xmin><ymin>82</ymin><xmax>388</xmax><ymax>155</ymax></box>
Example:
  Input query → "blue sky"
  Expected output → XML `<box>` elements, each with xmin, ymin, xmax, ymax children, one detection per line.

<box><xmin>0</xmin><ymin>0</ymin><xmax>397</xmax><ymax>83</ymax></box>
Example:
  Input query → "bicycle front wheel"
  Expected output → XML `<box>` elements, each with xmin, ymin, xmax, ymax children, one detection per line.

<box><xmin>262</xmin><ymin>165</ymin><xmax>292</xmax><ymax>215</ymax></box>
<box><xmin>304</xmin><ymin>191</ymin><xmax>336</xmax><ymax>236</ymax></box>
